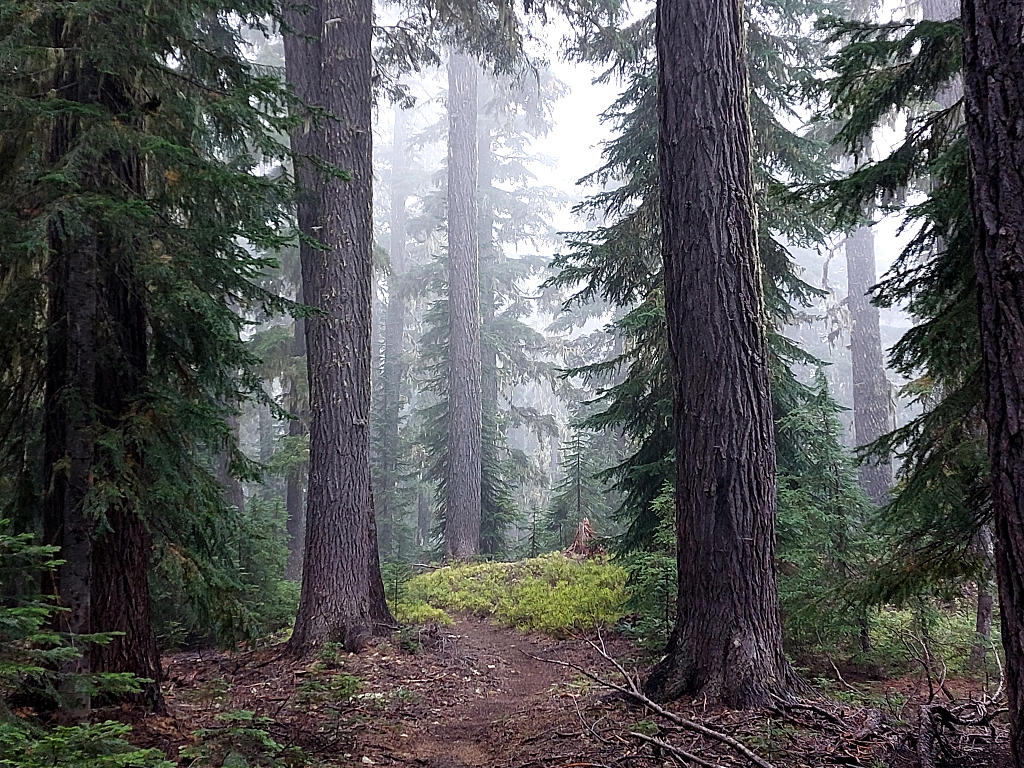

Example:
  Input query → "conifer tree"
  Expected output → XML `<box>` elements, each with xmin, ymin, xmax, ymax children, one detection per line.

<box><xmin>445</xmin><ymin>50</ymin><xmax>484</xmax><ymax>559</ymax></box>
<box><xmin>282</xmin><ymin>0</ymin><xmax>393</xmax><ymax>652</ymax></box>
<box><xmin>643</xmin><ymin>0</ymin><xmax>792</xmax><ymax>707</ymax></box>
<box><xmin>1</xmin><ymin>0</ymin><xmax>301</xmax><ymax>708</ymax></box>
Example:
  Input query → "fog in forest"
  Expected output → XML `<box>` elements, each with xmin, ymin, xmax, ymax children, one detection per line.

<box><xmin>4</xmin><ymin>0</ymin><xmax>1020</xmax><ymax>764</ymax></box>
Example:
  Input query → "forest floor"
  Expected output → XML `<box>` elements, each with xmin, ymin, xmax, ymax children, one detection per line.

<box><xmin>127</xmin><ymin>616</ymin><xmax>1010</xmax><ymax>768</ymax></box>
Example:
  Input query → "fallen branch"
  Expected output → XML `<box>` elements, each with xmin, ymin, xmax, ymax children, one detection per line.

<box><xmin>629</xmin><ymin>731</ymin><xmax>725</xmax><ymax>768</ymax></box>
<box><xmin>520</xmin><ymin>647</ymin><xmax>774</xmax><ymax>768</ymax></box>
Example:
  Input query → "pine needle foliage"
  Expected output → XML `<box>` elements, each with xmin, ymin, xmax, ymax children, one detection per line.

<box><xmin>809</xmin><ymin>15</ymin><xmax>986</xmax><ymax>602</ymax></box>
<box><xmin>0</xmin><ymin>0</ymin><xmax>299</xmax><ymax>639</ymax></box>
<box><xmin>547</xmin><ymin>3</ymin><xmax>840</xmax><ymax>550</ymax></box>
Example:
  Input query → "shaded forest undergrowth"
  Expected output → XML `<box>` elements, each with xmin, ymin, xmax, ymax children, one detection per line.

<box><xmin>118</xmin><ymin>612</ymin><xmax>1009</xmax><ymax>768</ymax></box>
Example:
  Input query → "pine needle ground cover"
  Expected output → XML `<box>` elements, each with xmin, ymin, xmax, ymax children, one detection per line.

<box><xmin>395</xmin><ymin>553</ymin><xmax>628</xmax><ymax>634</ymax></box>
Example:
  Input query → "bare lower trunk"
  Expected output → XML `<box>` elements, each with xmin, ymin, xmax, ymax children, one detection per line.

<box><xmin>91</xmin><ymin>506</ymin><xmax>163</xmax><ymax>711</ymax></box>
<box><xmin>445</xmin><ymin>50</ymin><xmax>482</xmax><ymax>559</ymax></box>
<box><xmin>378</xmin><ymin>106</ymin><xmax>410</xmax><ymax>560</ymax></box>
<box><xmin>284</xmin><ymin>0</ymin><xmax>393</xmax><ymax>652</ymax></box>
<box><xmin>645</xmin><ymin>0</ymin><xmax>792</xmax><ymax>707</ymax></box>
<box><xmin>962</xmin><ymin>2</ymin><xmax>1024</xmax><ymax>762</ymax></box>
<box><xmin>845</xmin><ymin>225</ymin><xmax>894</xmax><ymax>505</ymax></box>
<box><xmin>968</xmin><ymin>523</ymin><xmax>996</xmax><ymax>671</ymax></box>
<box><xmin>285</xmin><ymin>320</ymin><xmax>305</xmax><ymax>582</ymax></box>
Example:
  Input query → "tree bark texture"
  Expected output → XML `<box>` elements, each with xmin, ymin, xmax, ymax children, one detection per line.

<box><xmin>283</xmin><ymin>0</ymin><xmax>393</xmax><ymax>652</ymax></box>
<box><xmin>285</xmin><ymin>318</ymin><xmax>306</xmax><ymax>582</ymax></box>
<box><xmin>961</xmin><ymin>1</ymin><xmax>1024</xmax><ymax>762</ymax></box>
<box><xmin>845</xmin><ymin>225</ymin><xmax>894</xmax><ymax>505</ymax></box>
<box><xmin>644</xmin><ymin>0</ymin><xmax>792</xmax><ymax>708</ymax></box>
<box><xmin>378</xmin><ymin>106</ymin><xmax>410</xmax><ymax>560</ymax></box>
<box><xmin>445</xmin><ymin>50</ymin><xmax>483</xmax><ymax>559</ymax></box>
<box><xmin>42</xmin><ymin>114</ymin><xmax>98</xmax><ymax>714</ymax></box>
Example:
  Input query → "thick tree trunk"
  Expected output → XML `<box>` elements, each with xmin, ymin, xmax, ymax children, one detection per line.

<box><xmin>445</xmin><ymin>50</ymin><xmax>482</xmax><ymax>559</ymax></box>
<box><xmin>283</xmin><ymin>0</ymin><xmax>393</xmax><ymax>652</ymax></box>
<box><xmin>379</xmin><ymin>106</ymin><xmax>410</xmax><ymax>560</ymax></box>
<box><xmin>90</xmin><ymin>216</ymin><xmax>163</xmax><ymax>712</ymax></box>
<box><xmin>644</xmin><ymin>0</ymin><xmax>792</xmax><ymax>707</ymax></box>
<box><xmin>91</xmin><ymin>506</ymin><xmax>163</xmax><ymax>710</ymax></box>
<box><xmin>845</xmin><ymin>225</ymin><xmax>894</xmax><ymax>505</ymax></box>
<box><xmin>961</xmin><ymin>2</ymin><xmax>1024</xmax><ymax>762</ymax></box>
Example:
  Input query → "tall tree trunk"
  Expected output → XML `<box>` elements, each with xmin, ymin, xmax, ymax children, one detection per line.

<box><xmin>644</xmin><ymin>0</ymin><xmax>792</xmax><ymax>707</ymax></box>
<box><xmin>478</xmin><ymin>74</ymin><xmax>499</xmax><ymax>411</ymax></box>
<box><xmin>90</xmin><ymin>224</ymin><xmax>163</xmax><ymax>712</ymax></box>
<box><xmin>968</xmin><ymin>523</ymin><xmax>996</xmax><ymax>671</ymax></box>
<box><xmin>284</xmin><ymin>0</ymin><xmax>393</xmax><ymax>652</ymax></box>
<box><xmin>845</xmin><ymin>225</ymin><xmax>894</xmax><ymax>505</ymax></box>
<box><xmin>379</xmin><ymin>106</ymin><xmax>410</xmax><ymax>560</ymax></box>
<box><xmin>284</xmin><ymin>319</ymin><xmax>306</xmax><ymax>582</ymax></box>
<box><xmin>962</xmin><ymin>2</ymin><xmax>1024</xmax><ymax>762</ymax></box>
<box><xmin>42</xmin><ymin>28</ymin><xmax>162</xmax><ymax>712</ymax></box>
<box><xmin>445</xmin><ymin>50</ymin><xmax>482</xmax><ymax>559</ymax></box>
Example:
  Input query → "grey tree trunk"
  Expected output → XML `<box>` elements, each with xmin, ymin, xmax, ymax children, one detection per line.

<box><xmin>968</xmin><ymin>523</ymin><xmax>996</xmax><ymax>671</ymax></box>
<box><xmin>445</xmin><ymin>50</ymin><xmax>482</xmax><ymax>559</ymax></box>
<box><xmin>845</xmin><ymin>225</ymin><xmax>894</xmax><ymax>505</ymax></box>
<box><xmin>285</xmin><ymin>320</ymin><xmax>306</xmax><ymax>581</ymax></box>
<box><xmin>962</xmin><ymin>0</ymin><xmax>1024</xmax><ymax>762</ymax></box>
<box><xmin>283</xmin><ymin>0</ymin><xmax>393</xmax><ymax>652</ymax></box>
<box><xmin>378</xmin><ymin>106</ymin><xmax>410</xmax><ymax>559</ymax></box>
<box><xmin>644</xmin><ymin>0</ymin><xmax>793</xmax><ymax>707</ymax></box>
<box><xmin>215</xmin><ymin>413</ymin><xmax>246</xmax><ymax>515</ymax></box>
<box><xmin>478</xmin><ymin>73</ymin><xmax>499</xmax><ymax>410</ymax></box>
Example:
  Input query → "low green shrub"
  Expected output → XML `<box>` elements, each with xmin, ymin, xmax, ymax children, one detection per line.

<box><xmin>404</xmin><ymin>552</ymin><xmax>627</xmax><ymax>634</ymax></box>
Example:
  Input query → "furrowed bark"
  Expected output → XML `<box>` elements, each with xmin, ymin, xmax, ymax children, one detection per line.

<box><xmin>445</xmin><ymin>50</ymin><xmax>482</xmax><ymax>559</ymax></box>
<box><xmin>961</xmin><ymin>0</ymin><xmax>1024</xmax><ymax>762</ymax></box>
<box><xmin>645</xmin><ymin>0</ymin><xmax>793</xmax><ymax>707</ymax></box>
<box><xmin>284</xmin><ymin>0</ymin><xmax>393</xmax><ymax>652</ymax></box>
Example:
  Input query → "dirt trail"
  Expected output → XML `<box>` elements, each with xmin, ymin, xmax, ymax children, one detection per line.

<box><xmin>357</xmin><ymin>618</ymin><xmax>601</xmax><ymax>766</ymax></box>
<box><xmin>141</xmin><ymin>617</ymin><xmax>1008</xmax><ymax>767</ymax></box>
<box><xmin>153</xmin><ymin>616</ymin><xmax>634</xmax><ymax>767</ymax></box>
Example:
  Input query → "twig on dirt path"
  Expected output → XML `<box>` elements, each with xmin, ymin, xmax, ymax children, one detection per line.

<box><xmin>629</xmin><ymin>731</ymin><xmax>726</xmax><ymax>768</ymax></box>
<box><xmin>519</xmin><ymin>647</ymin><xmax>774</xmax><ymax>768</ymax></box>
